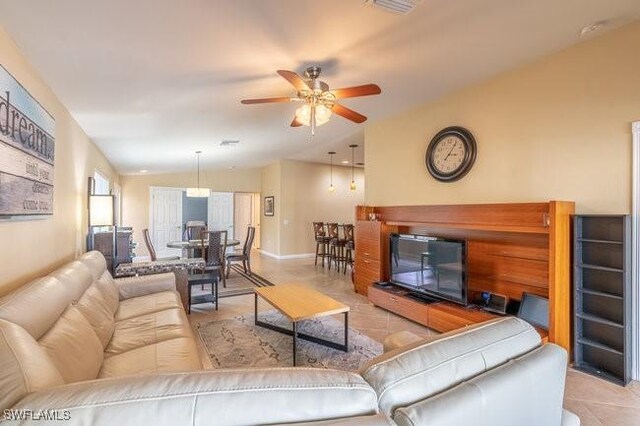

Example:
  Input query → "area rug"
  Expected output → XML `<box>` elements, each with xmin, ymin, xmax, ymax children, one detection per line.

<box><xmin>197</xmin><ymin>311</ymin><xmax>382</xmax><ymax>370</ymax></box>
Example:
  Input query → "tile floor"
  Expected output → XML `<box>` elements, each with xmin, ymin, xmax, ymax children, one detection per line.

<box><xmin>188</xmin><ymin>252</ymin><xmax>640</xmax><ymax>426</ymax></box>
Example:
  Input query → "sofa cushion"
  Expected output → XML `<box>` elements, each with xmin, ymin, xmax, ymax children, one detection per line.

<box><xmin>0</xmin><ymin>320</ymin><xmax>64</xmax><ymax>412</ymax></box>
<box><xmin>115</xmin><ymin>291</ymin><xmax>182</xmax><ymax>321</ymax></box>
<box><xmin>0</xmin><ymin>276</ymin><xmax>70</xmax><ymax>340</ymax></box>
<box><xmin>39</xmin><ymin>306</ymin><xmax>104</xmax><ymax>384</ymax></box>
<box><xmin>392</xmin><ymin>345</ymin><xmax>567</xmax><ymax>426</ymax></box>
<box><xmin>48</xmin><ymin>261</ymin><xmax>94</xmax><ymax>302</ymax></box>
<box><xmin>78</xmin><ymin>251</ymin><xmax>109</xmax><ymax>280</ymax></box>
<box><xmin>105</xmin><ymin>308</ymin><xmax>192</xmax><ymax>356</ymax></box>
<box><xmin>76</xmin><ymin>279</ymin><xmax>120</xmax><ymax>348</ymax></box>
<box><xmin>14</xmin><ymin>368</ymin><xmax>378</xmax><ymax>426</ymax></box>
<box><xmin>360</xmin><ymin>317</ymin><xmax>541</xmax><ymax>415</ymax></box>
<box><xmin>98</xmin><ymin>337</ymin><xmax>202</xmax><ymax>378</ymax></box>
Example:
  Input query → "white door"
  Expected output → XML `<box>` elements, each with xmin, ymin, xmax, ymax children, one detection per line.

<box><xmin>234</xmin><ymin>193</ymin><xmax>253</xmax><ymax>246</ymax></box>
<box><xmin>208</xmin><ymin>192</ymin><xmax>234</xmax><ymax>238</ymax></box>
<box><xmin>150</xmin><ymin>188</ymin><xmax>183</xmax><ymax>258</ymax></box>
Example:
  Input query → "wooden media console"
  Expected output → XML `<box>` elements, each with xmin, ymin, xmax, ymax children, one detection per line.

<box><xmin>354</xmin><ymin>202</ymin><xmax>573</xmax><ymax>350</ymax></box>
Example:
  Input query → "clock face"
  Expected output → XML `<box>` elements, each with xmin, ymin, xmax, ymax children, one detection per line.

<box><xmin>425</xmin><ymin>127</ymin><xmax>477</xmax><ymax>182</ymax></box>
<box><xmin>431</xmin><ymin>135</ymin><xmax>466</xmax><ymax>175</ymax></box>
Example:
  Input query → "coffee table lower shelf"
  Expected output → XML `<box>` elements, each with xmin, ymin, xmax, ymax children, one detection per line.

<box><xmin>254</xmin><ymin>293</ymin><xmax>349</xmax><ymax>366</ymax></box>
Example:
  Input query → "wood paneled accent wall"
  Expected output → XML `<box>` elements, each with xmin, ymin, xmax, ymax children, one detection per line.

<box><xmin>354</xmin><ymin>201</ymin><xmax>574</xmax><ymax>350</ymax></box>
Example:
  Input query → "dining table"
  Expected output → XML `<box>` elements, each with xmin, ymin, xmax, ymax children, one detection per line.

<box><xmin>167</xmin><ymin>239</ymin><xmax>241</xmax><ymax>258</ymax></box>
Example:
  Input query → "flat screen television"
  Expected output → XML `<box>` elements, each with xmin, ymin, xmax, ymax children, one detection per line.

<box><xmin>389</xmin><ymin>233</ymin><xmax>467</xmax><ymax>305</ymax></box>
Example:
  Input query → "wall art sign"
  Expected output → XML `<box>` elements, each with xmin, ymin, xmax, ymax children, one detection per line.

<box><xmin>0</xmin><ymin>64</ymin><xmax>55</xmax><ymax>218</ymax></box>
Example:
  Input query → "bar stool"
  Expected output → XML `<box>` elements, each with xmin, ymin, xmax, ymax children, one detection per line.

<box><xmin>328</xmin><ymin>223</ymin><xmax>347</xmax><ymax>272</ymax></box>
<box><xmin>313</xmin><ymin>222</ymin><xmax>331</xmax><ymax>267</ymax></box>
<box><xmin>343</xmin><ymin>224</ymin><xmax>355</xmax><ymax>274</ymax></box>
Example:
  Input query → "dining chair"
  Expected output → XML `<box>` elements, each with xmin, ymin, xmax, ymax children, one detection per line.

<box><xmin>201</xmin><ymin>230</ymin><xmax>227</xmax><ymax>288</ymax></box>
<box><xmin>226</xmin><ymin>226</ymin><xmax>255</xmax><ymax>277</ymax></box>
<box><xmin>142</xmin><ymin>228</ymin><xmax>180</xmax><ymax>262</ymax></box>
<box><xmin>185</xmin><ymin>223</ymin><xmax>207</xmax><ymax>241</ymax></box>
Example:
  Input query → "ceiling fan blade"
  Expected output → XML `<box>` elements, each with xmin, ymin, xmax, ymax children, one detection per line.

<box><xmin>277</xmin><ymin>70</ymin><xmax>311</xmax><ymax>92</ymax></box>
<box><xmin>331</xmin><ymin>84</ymin><xmax>381</xmax><ymax>99</ymax></box>
<box><xmin>241</xmin><ymin>97</ymin><xmax>294</xmax><ymax>104</ymax></box>
<box><xmin>332</xmin><ymin>103</ymin><xmax>367</xmax><ymax>124</ymax></box>
<box><xmin>290</xmin><ymin>117</ymin><xmax>303</xmax><ymax>127</ymax></box>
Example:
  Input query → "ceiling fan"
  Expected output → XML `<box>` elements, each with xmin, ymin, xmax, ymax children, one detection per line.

<box><xmin>241</xmin><ymin>67</ymin><xmax>381</xmax><ymax>135</ymax></box>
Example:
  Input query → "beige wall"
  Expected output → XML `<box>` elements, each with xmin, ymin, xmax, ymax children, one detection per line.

<box><xmin>0</xmin><ymin>26</ymin><xmax>119</xmax><ymax>296</ymax></box>
<box><xmin>121</xmin><ymin>168</ymin><xmax>262</xmax><ymax>256</ymax></box>
<box><xmin>365</xmin><ymin>22</ymin><xmax>640</xmax><ymax>214</ymax></box>
<box><xmin>260</xmin><ymin>160</ymin><xmax>365</xmax><ymax>257</ymax></box>
<box><xmin>260</xmin><ymin>162</ymin><xmax>282</xmax><ymax>254</ymax></box>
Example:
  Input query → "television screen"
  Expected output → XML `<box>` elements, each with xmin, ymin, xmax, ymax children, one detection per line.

<box><xmin>389</xmin><ymin>234</ymin><xmax>467</xmax><ymax>305</ymax></box>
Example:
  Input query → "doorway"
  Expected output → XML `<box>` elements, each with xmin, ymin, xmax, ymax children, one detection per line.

<box><xmin>149</xmin><ymin>187</ymin><xmax>183</xmax><ymax>258</ymax></box>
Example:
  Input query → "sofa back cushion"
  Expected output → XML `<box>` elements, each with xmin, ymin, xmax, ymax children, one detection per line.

<box><xmin>78</xmin><ymin>251</ymin><xmax>109</xmax><ymax>280</ymax></box>
<box><xmin>76</xmin><ymin>278</ymin><xmax>119</xmax><ymax>347</ymax></box>
<box><xmin>393</xmin><ymin>344</ymin><xmax>567</xmax><ymax>426</ymax></box>
<box><xmin>360</xmin><ymin>317</ymin><xmax>541</xmax><ymax>415</ymax></box>
<box><xmin>0</xmin><ymin>276</ymin><xmax>72</xmax><ymax>340</ymax></box>
<box><xmin>49</xmin><ymin>261</ymin><xmax>95</xmax><ymax>302</ymax></box>
<box><xmin>0</xmin><ymin>320</ymin><xmax>64</xmax><ymax>411</ymax></box>
<box><xmin>39</xmin><ymin>306</ymin><xmax>104</xmax><ymax>384</ymax></box>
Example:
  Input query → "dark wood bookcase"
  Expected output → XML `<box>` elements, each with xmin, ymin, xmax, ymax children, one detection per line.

<box><xmin>574</xmin><ymin>215</ymin><xmax>631</xmax><ymax>385</ymax></box>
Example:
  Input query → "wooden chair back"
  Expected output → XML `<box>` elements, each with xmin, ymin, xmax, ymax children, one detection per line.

<box><xmin>313</xmin><ymin>222</ymin><xmax>326</xmax><ymax>238</ymax></box>
<box><xmin>343</xmin><ymin>224</ymin><xmax>354</xmax><ymax>242</ymax></box>
<box><xmin>142</xmin><ymin>228</ymin><xmax>157</xmax><ymax>261</ymax></box>
<box><xmin>185</xmin><ymin>225</ymin><xmax>206</xmax><ymax>240</ymax></box>
<box><xmin>327</xmin><ymin>223</ymin><xmax>339</xmax><ymax>240</ymax></box>
<box><xmin>202</xmin><ymin>230</ymin><xmax>227</xmax><ymax>267</ymax></box>
<box><xmin>242</xmin><ymin>226</ymin><xmax>256</xmax><ymax>256</ymax></box>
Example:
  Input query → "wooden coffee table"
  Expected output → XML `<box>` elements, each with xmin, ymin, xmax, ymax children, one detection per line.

<box><xmin>254</xmin><ymin>284</ymin><xmax>350</xmax><ymax>366</ymax></box>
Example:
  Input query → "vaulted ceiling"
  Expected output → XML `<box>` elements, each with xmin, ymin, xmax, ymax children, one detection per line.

<box><xmin>1</xmin><ymin>0</ymin><xmax>639</xmax><ymax>174</ymax></box>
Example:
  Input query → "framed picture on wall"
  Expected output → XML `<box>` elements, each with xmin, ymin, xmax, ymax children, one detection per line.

<box><xmin>264</xmin><ymin>196</ymin><xmax>274</xmax><ymax>216</ymax></box>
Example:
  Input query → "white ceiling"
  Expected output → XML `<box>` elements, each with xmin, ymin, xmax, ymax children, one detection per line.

<box><xmin>1</xmin><ymin>0</ymin><xmax>639</xmax><ymax>174</ymax></box>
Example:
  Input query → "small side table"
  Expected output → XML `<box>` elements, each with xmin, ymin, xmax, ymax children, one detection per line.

<box><xmin>187</xmin><ymin>272</ymin><xmax>219</xmax><ymax>314</ymax></box>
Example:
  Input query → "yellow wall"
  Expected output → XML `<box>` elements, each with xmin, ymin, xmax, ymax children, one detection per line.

<box><xmin>0</xmin><ymin>26</ymin><xmax>119</xmax><ymax>296</ymax></box>
<box><xmin>260</xmin><ymin>160</ymin><xmax>365</xmax><ymax>257</ymax></box>
<box><xmin>121</xmin><ymin>168</ymin><xmax>262</xmax><ymax>256</ymax></box>
<box><xmin>365</xmin><ymin>22</ymin><xmax>640</xmax><ymax>214</ymax></box>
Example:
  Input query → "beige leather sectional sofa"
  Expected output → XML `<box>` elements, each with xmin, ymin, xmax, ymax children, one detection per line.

<box><xmin>0</xmin><ymin>251</ymin><xmax>579</xmax><ymax>425</ymax></box>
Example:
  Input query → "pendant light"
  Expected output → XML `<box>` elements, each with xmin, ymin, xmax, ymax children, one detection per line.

<box><xmin>186</xmin><ymin>151</ymin><xmax>210</xmax><ymax>198</ymax></box>
<box><xmin>328</xmin><ymin>151</ymin><xmax>336</xmax><ymax>192</ymax></box>
<box><xmin>349</xmin><ymin>144</ymin><xmax>358</xmax><ymax>191</ymax></box>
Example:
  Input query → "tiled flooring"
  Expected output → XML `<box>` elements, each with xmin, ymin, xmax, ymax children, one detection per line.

<box><xmin>188</xmin><ymin>252</ymin><xmax>640</xmax><ymax>426</ymax></box>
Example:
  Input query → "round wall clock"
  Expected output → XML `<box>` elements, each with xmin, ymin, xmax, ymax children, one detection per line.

<box><xmin>425</xmin><ymin>126</ymin><xmax>477</xmax><ymax>182</ymax></box>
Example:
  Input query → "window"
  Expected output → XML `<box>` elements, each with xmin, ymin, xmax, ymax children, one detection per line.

<box><xmin>93</xmin><ymin>171</ymin><xmax>111</xmax><ymax>231</ymax></box>
<box><xmin>94</xmin><ymin>170</ymin><xmax>110</xmax><ymax>195</ymax></box>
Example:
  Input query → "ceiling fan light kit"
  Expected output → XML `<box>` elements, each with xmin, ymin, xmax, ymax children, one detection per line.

<box><xmin>241</xmin><ymin>66</ymin><xmax>381</xmax><ymax>136</ymax></box>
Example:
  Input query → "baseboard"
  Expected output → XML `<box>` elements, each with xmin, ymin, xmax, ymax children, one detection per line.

<box><xmin>258</xmin><ymin>250</ymin><xmax>315</xmax><ymax>260</ymax></box>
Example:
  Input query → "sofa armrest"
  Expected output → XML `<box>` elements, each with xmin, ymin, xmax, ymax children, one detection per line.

<box><xmin>114</xmin><ymin>273</ymin><xmax>176</xmax><ymax>300</ymax></box>
<box><xmin>9</xmin><ymin>368</ymin><xmax>379</xmax><ymax>426</ymax></box>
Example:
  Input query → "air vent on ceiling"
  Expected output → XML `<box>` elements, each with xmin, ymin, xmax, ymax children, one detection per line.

<box><xmin>365</xmin><ymin>0</ymin><xmax>417</xmax><ymax>15</ymax></box>
<box><xmin>220</xmin><ymin>140</ymin><xmax>239</xmax><ymax>146</ymax></box>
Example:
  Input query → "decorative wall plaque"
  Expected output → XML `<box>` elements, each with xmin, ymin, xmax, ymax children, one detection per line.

<box><xmin>0</xmin><ymin>64</ymin><xmax>55</xmax><ymax>218</ymax></box>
